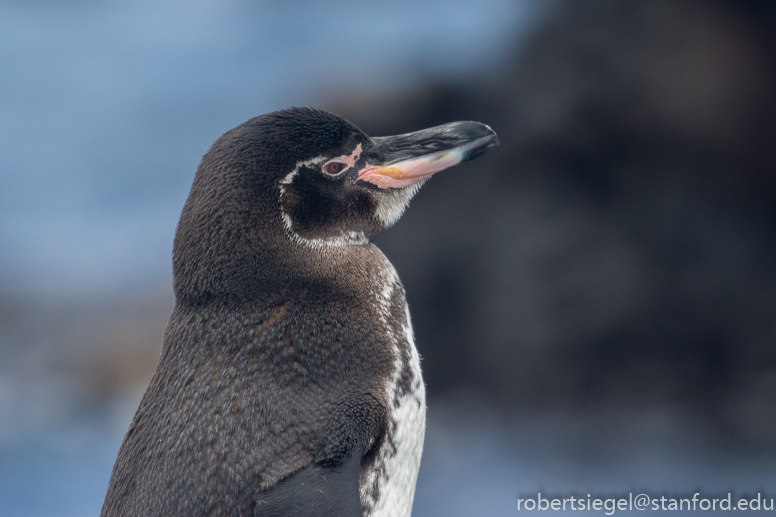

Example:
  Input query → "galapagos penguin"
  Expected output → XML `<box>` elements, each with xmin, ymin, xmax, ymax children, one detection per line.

<box><xmin>101</xmin><ymin>107</ymin><xmax>498</xmax><ymax>517</ymax></box>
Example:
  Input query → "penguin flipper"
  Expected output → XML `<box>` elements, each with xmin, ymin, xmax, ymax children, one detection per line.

<box><xmin>254</xmin><ymin>454</ymin><xmax>363</xmax><ymax>517</ymax></box>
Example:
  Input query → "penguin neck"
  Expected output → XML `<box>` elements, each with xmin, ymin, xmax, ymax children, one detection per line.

<box><xmin>172</xmin><ymin>218</ymin><xmax>389</xmax><ymax>308</ymax></box>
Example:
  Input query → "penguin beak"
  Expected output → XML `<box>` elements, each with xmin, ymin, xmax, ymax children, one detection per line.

<box><xmin>356</xmin><ymin>121</ymin><xmax>499</xmax><ymax>189</ymax></box>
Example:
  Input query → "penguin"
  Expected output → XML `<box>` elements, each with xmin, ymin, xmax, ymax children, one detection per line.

<box><xmin>101</xmin><ymin>107</ymin><xmax>498</xmax><ymax>517</ymax></box>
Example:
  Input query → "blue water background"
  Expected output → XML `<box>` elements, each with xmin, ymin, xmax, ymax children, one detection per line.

<box><xmin>0</xmin><ymin>0</ymin><xmax>529</xmax><ymax>297</ymax></box>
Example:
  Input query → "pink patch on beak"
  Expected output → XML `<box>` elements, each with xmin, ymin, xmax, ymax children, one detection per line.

<box><xmin>357</xmin><ymin>149</ymin><xmax>464</xmax><ymax>189</ymax></box>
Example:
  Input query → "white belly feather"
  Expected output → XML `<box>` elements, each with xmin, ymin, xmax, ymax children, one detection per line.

<box><xmin>360</xmin><ymin>259</ymin><xmax>427</xmax><ymax>517</ymax></box>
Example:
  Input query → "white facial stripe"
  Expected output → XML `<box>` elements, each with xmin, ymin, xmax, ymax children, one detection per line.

<box><xmin>278</xmin><ymin>155</ymin><xmax>369</xmax><ymax>249</ymax></box>
<box><xmin>280</xmin><ymin>155</ymin><xmax>327</xmax><ymax>186</ymax></box>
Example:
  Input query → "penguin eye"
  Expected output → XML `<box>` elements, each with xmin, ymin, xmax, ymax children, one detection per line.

<box><xmin>322</xmin><ymin>159</ymin><xmax>348</xmax><ymax>177</ymax></box>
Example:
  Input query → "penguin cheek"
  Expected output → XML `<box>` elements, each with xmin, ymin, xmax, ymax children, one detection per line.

<box><xmin>281</xmin><ymin>178</ymin><xmax>377</xmax><ymax>242</ymax></box>
<box><xmin>281</xmin><ymin>182</ymin><xmax>335</xmax><ymax>238</ymax></box>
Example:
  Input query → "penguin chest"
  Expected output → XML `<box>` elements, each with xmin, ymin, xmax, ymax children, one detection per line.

<box><xmin>360</xmin><ymin>265</ymin><xmax>427</xmax><ymax>517</ymax></box>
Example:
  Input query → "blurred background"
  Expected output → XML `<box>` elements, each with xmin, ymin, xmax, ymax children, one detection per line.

<box><xmin>2</xmin><ymin>0</ymin><xmax>776</xmax><ymax>515</ymax></box>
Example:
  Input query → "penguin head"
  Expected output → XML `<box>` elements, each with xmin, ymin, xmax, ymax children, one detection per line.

<box><xmin>174</xmin><ymin>107</ymin><xmax>497</xmax><ymax>298</ymax></box>
<box><xmin>271</xmin><ymin>107</ymin><xmax>499</xmax><ymax>247</ymax></box>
